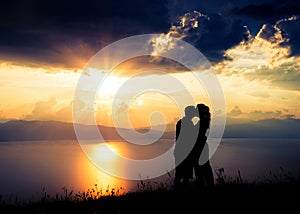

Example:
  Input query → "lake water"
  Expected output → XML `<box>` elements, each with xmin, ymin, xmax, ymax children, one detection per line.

<box><xmin>0</xmin><ymin>138</ymin><xmax>300</xmax><ymax>202</ymax></box>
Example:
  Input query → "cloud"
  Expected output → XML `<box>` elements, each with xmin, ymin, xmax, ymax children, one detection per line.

<box><xmin>191</xmin><ymin>13</ymin><xmax>249</xmax><ymax>62</ymax></box>
<box><xmin>248</xmin><ymin>91</ymin><xmax>271</xmax><ymax>98</ymax></box>
<box><xmin>249</xmin><ymin>110</ymin><xmax>282</xmax><ymax>119</ymax></box>
<box><xmin>276</xmin><ymin>17</ymin><xmax>300</xmax><ymax>56</ymax></box>
<box><xmin>0</xmin><ymin>0</ymin><xmax>170</xmax><ymax>69</ymax></box>
<box><xmin>167</xmin><ymin>0</ymin><xmax>254</xmax><ymax>21</ymax></box>
<box><xmin>168</xmin><ymin>11</ymin><xmax>210</xmax><ymax>39</ymax></box>
<box><xmin>233</xmin><ymin>1</ymin><xmax>300</xmax><ymax>56</ymax></box>
<box><xmin>166</xmin><ymin>0</ymin><xmax>300</xmax><ymax>62</ymax></box>
<box><xmin>245</xmin><ymin>58</ymin><xmax>300</xmax><ymax>91</ymax></box>
<box><xmin>115</xmin><ymin>102</ymin><xmax>129</xmax><ymax>116</ymax></box>
<box><xmin>258</xmin><ymin>16</ymin><xmax>298</xmax><ymax>55</ymax></box>
<box><xmin>286</xmin><ymin>114</ymin><xmax>295</xmax><ymax>119</ymax></box>
<box><xmin>150</xmin><ymin>9</ymin><xmax>249</xmax><ymax>63</ymax></box>
<box><xmin>2</xmin><ymin>0</ymin><xmax>298</xmax><ymax>68</ymax></box>
<box><xmin>148</xmin><ymin>11</ymin><xmax>210</xmax><ymax>58</ymax></box>
<box><xmin>213</xmin><ymin>15</ymin><xmax>300</xmax><ymax>91</ymax></box>
<box><xmin>1</xmin><ymin>0</ymin><xmax>299</xmax><ymax>75</ymax></box>
<box><xmin>226</xmin><ymin>106</ymin><xmax>298</xmax><ymax>120</ymax></box>
<box><xmin>234</xmin><ymin>0</ymin><xmax>300</xmax><ymax>21</ymax></box>
<box><xmin>228</xmin><ymin>106</ymin><xmax>242</xmax><ymax>117</ymax></box>
<box><xmin>24</xmin><ymin>97</ymin><xmax>73</xmax><ymax>122</ymax></box>
<box><xmin>25</xmin><ymin>97</ymin><xmax>57</xmax><ymax>120</ymax></box>
<box><xmin>223</xmin><ymin>22</ymin><xmax>291</xmax><ymax>69</ymax></box>
<box><xmin>112</xmin><ymin>56</ymin><xmax>189</xmax><ymax>77</ymax></box>
<box><xmin>55</xmin><ymin>104</ymin><xmax>73</xmax><ymax>122</ymax></box>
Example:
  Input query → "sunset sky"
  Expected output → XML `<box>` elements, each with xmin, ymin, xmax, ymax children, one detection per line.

<box><xmin>0</xmin><ymin>0</ymin><xmax>299</xmax><ymax>128</ymax></box>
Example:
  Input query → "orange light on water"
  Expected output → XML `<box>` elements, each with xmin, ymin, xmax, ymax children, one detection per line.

<box><xmin>76</xmin><ymin>142</ymin><xmax>129</xmax><ymax>194</ymax></box>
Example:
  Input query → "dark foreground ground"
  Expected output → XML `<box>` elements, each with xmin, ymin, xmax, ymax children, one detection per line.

<box><xmin>1</xmin><ymin>170</ymin><xmax>299</xmax><ymax>214</ymax></box>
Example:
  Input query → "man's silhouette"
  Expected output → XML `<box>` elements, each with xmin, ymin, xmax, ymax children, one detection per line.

<box><xmin>173</xmin><ymin>105</ymin><xmax>198</xmax><ymax>190</ymax></box>
<box><xmin>192</xmin><ymin>103</ymin><xmax>214</xmax><ymax>187</ymax></box>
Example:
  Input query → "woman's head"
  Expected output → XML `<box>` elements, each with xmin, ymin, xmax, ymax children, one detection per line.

<box><xmin>196</xmin><ymin>103</ymin><xmax>210</xmax><ymax>129</ymax></box>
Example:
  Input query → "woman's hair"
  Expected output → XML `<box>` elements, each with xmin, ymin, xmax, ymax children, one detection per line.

<box><xmin>197</xmin><ymin>103</ymin><xmax>211</xmax><ymax>132</ymax></box>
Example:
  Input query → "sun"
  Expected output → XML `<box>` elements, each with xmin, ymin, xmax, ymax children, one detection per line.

<box><xmin>137</xmin><ymin>99</ymin><xmax>143</xmax><ymax>106</ymax></box>
<box><xmin>98</xmin><ymin>74</ymin><xmax>128</xmax><ymax>97</ymax></box>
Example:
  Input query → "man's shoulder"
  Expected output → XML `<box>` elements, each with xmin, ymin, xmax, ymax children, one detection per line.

<box><xmin>176</xmin><ymin>118</ymin><xmax>183</xmax><ymax>123</ymax></box>
<box><xmin>176</xmin><ymin>119</ymin><xmax>181</xmax><ymax>126</ymax></box>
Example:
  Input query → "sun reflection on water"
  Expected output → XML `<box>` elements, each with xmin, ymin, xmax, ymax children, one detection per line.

<box><xmin>76</xmin><ymin>140</ymin><xmax>175</xmax><ymax>194</ymax></box>
<box><xmin>76</xmin><ymin>142</ymin><xmax>132</xmax><ymax>194</ymax></box>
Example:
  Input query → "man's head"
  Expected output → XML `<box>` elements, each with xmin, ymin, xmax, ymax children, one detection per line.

<box><xmin>184</xmin><ymin>105</ymin><xmax>196</xmax><ymax>119</ymax></box>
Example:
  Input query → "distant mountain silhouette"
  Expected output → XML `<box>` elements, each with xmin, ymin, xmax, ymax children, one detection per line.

<box><xmin>223</xmin><ymin>118</ymin><xmax>300</xmax><ymax>138</ymax></box>
<box><xmin>0</xmin><ymin>118</ymin><xmax>299</xmax><ymax>141</ymax></box>
<box><xmin>0</xmin><ymin>120</ymin><xmax>173</xmax><ymax>141</ymax></box>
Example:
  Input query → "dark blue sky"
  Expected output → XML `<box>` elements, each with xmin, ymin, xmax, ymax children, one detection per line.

<box><xmin>0</xmin><ymin>0</ymin><xmax>299</xmax><ymax>68</ymax></box>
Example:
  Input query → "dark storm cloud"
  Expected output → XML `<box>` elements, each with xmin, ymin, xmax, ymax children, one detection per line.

<box><xmin>165</xmin><ymin>9</ymin><xmax>249</xmax><ymax>63</ymax></box>
<box><xmin>247</xmin><ymin>15</ymin><xmax>300</xmax><ymax>57</ymax></box>
<box><xmin>167</xmin><ymin>0</ymin><xmax>258</xmax><ymax>21</ymax></box>
<box><xmin>234</xmin><ymin>0</ymin><xmax>300</xmax><ymax>22</ymax></box>
<box><xmin>167</xmin><ymin>0</ymin><xmax>299</xmax><ymax>24</ymax></box>
<box><xmin>277</xmin><ymin>18</ymin><xmax>300</xmax><ymax>56</ymax></box>
<box><xmin>233</xmin><ymin>0</ymin><xmax>300</xmax><ymax>56</ymax></box>
<box><xmin>0</xmin><ymin>0</ymin><xmax>169</xmax><ymax>68</ymax></box>
<box><xmin>167</xmin><ymin>0</ymin><xmax>300</xmax><ymax>62</ymax></box>
<box><xmin>1</xmin><ymin>0</ymin><xmax>299</xmax><ymax>67</ymax></box>
<box><xmin>184</xmin><ymin>13</ymin><xmax>248</xmax><ymax>62</ymax></box>
<box><xmin>166</xmin><ymin>0</ymin><xmax>256</xmax><ymax>62</ymax></box>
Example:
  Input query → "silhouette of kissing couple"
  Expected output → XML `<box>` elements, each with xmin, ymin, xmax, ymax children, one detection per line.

<box><xmin>173</xmin><ymin>103</ymin><xmax>214</xmax><ymax>190</ymax></box>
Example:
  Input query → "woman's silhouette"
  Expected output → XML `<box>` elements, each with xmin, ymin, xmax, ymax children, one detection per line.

<box><xmin>192</xmin><ymin>103</ymin><xmax>214</xmax><ymax>187</ymax></box>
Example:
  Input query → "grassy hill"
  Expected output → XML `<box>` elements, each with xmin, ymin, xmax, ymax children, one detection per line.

<box><xmin>1</xmin><ymin>169</ymin><xmax>299</xmax><ymax>213</ymax></box>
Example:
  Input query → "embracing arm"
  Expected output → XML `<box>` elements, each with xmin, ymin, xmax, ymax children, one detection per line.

<box><xmin>175</xmin><ymin>120</ymin><xmax>181</xmax><ymax>141</ymax></box>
